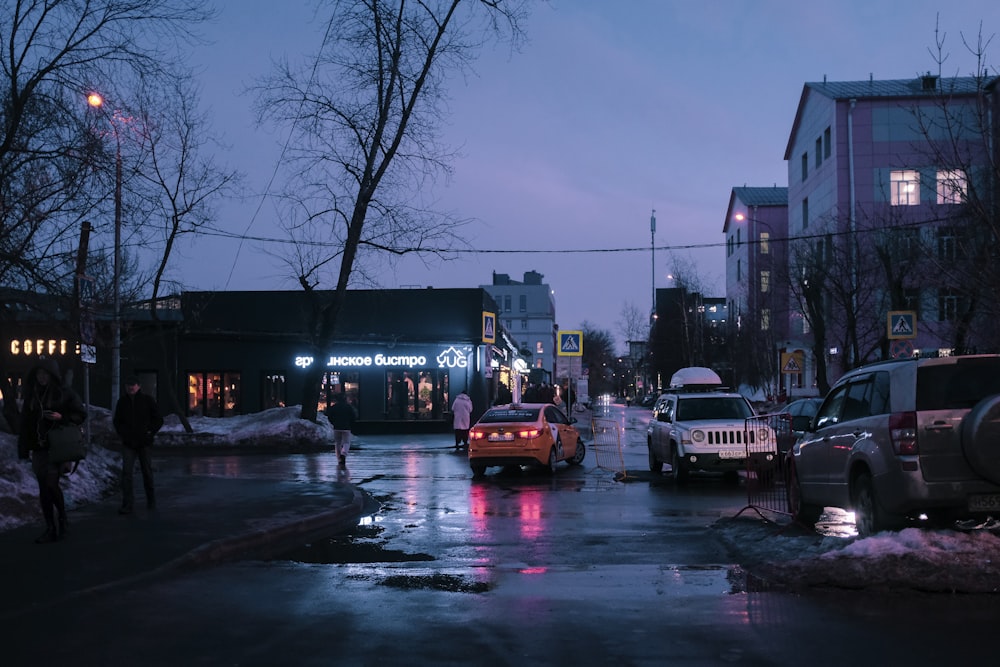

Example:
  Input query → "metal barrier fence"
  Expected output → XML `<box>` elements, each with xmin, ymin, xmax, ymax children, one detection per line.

<box><xmin>739</xmin><ymin>414</ymin><xmax>792</xmax><ymax>519</ymax></box>
<box><xmin>590</xmin><ymin>417</ymin><xmax>628</xmax><ymax>480</ymax></box>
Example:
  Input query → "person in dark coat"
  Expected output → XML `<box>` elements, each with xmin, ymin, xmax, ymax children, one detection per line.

<box><xmin>325</xmin><ymin>394</ymin><xmax>358</xmax><ymax>468</ymax></box>
<box><xmin>113</xmin><ymin>376</ymin><xmax>163</xmax><ymax>514</ymax></box>
<box><xmin>17</xmin><ymin>357</ymin><xmax>87</xmax><ymax>543</ymax></box>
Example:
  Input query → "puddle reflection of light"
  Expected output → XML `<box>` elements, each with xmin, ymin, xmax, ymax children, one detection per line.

<box><xmin>402</xmin><ymin>450</ymin><xmax>421</xmax><ymax>515</ymax></box>
<box><xmin>518</xmin><ymin>567</ymin><xmax>548</xmax><ymax>575</ymax></box>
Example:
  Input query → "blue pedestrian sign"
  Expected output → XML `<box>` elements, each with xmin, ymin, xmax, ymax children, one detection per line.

<box><xmin>482</xmin><ymin>311</ymin><xmax>496</xmax><ymax>344</ymax></box>
<box><xmin>558</xmin><ymin>331</ymin><xmax>583</xmax><ymax>357</ymax></box>
<box><xmin>887</xmin><ymin>311</ymin><xmax>917</xmax><ymax>340</ymax></box>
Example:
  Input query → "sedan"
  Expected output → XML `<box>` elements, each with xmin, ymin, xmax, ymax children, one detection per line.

<box><xmin>468</xmin><ymin>403</ymin><xmax>585</xmax><ymax>477</ymax></box>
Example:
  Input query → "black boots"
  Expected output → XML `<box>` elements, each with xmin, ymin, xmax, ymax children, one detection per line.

<box><xmin>34</xmin><ymin>526</ymin><xmax>58</xmax><ymax>544</ymax></box>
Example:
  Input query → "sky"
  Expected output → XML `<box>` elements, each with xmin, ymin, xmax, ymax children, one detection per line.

<box><xmin>174</xmin><ymin>0</ymin><xmax>997</xmax><ymax>350</ymax></box>
<box><xmin>3</xmin><ymin>407</ymin><xmax>999</xmax><ymax>592</ymax></box>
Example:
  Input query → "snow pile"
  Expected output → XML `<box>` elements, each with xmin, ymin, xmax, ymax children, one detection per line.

<box><xmin>0</xmin><ymin>405</ymin><xmax>333</xmax><ymax>531</ymax></box>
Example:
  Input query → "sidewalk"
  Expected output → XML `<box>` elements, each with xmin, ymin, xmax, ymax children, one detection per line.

<box><xmin>0</xmin><ymin>470</ymin><xmax>367</xmax><ymax>621</ymax></box>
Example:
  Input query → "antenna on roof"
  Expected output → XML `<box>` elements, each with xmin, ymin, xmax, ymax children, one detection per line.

<box><xmin>870</xmin><ymin>73</ymin><xmax>874</xmax><ymax>83</ymax></box>
<box><xmin>823</xmin><ymin>74</ymin><xmax>827</xmax><ymax>84</ymax></box>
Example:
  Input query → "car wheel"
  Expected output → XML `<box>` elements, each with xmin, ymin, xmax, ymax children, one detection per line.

<box><xmin>670</xmin><ymin>446</ymin><xmax>689</xmax><ymax>484</ymax></box>
<box><xmin>569</xmin><ymin>439</ymin><xmax>586</xmax><ymax>465</ymax></box>
<box><xmin>786</xmin><ymin>461</ymin><xmax>821</xmax><ymax>528</ymax></box>
<box><xmin>648</xmin><ymin>441</ymin><xmax>663</xmax><ymax>473</ymax></box>
<box><xmin>470</xmin><ymin>464</ymin><xmax>487</xmax><ymax>478</ymax></box>
<box><xmin>852</xmin><ymin>471</ymin><xmax>899</xmax><ymax>537</ymax></box>
<box><xmin>544</xmin><ymin>446</ymin><xmax>558</xmax><ymax>475</ymax></box>
<box><xmin>961</xmin><ymin>394</ymin><xmax>1000</xmax><ymax>485</ymax></box>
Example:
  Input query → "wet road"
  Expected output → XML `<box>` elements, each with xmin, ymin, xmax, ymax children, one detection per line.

<box><xmin>11</xmin><ymin>404</ymin><xmax>1000</xmax><ymax>666</ymax></box>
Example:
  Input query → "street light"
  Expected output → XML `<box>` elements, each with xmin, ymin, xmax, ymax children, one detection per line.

<box><xmin>86</xmin><ymin>92</ymin><xmax>123</xmax><ymax>408</ymax></box>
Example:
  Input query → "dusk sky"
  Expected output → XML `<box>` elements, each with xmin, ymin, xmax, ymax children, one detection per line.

<box><xmin>180</xmin><ymin>1</ymin><xmax>995</xmax><ymax>350</ymax></box>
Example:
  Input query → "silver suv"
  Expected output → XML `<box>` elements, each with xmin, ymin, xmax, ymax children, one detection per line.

<box><xmin>647</xmin><ymin>367</ymin><xmax>776</xmax><ymax>483</ymax></box>
<box><xmin>787</xmin><ymin>354</ymin><xmax>1000</xmax><ymax>536</ymax></box>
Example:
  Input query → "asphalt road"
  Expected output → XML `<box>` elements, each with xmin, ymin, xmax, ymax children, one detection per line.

<box><xmin>8</xmin><ymin>404</ymin><xmax>1000</xmax><ymax>666</ymax></box>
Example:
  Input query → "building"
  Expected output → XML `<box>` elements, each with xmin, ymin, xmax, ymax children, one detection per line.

<box><xmin>481</xmin><ymin>271</ymin><xmax>557</xmax><ymax>382</ymax></box>
<box><xmin>2</xmin><ymin>288</ymin><xmax>522</xmax><ymax>434</ymax></box>
<box><xmin>726</xmin><ymin>73</ymin><xmax>1000</xmax><ymax>395</ymax></box>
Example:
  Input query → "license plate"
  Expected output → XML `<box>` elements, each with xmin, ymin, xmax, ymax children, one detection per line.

<box><xmin>968</xmin><ymin>494</ymin><xmax>1000</xmax><ymax>512</ymax></box>
<box><xmin>718</xmin><ymin>450</ymin><xmax>744</xmax><ymax>459</ymax></box>
<box><xmin>488</xmin><ymin>432</ymin><xmax>514</xmax><ymax>442</ymax></box>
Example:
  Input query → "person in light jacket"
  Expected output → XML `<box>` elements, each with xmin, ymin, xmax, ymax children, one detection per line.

<box><xmin>451</xmin><ymin>391</ymin><xmax>474</xmax><ymax>449</ymax></box>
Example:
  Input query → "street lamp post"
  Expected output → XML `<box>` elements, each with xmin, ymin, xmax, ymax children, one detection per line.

<box><xmin>87</xmin><ymin>92</ymin><xmax>123</xmax><ymax>408</ymax></box>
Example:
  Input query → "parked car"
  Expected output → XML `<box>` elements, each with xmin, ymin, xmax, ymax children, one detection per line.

<box><xmin>773</xmin><ymin>397</ymin><xmax>823</xmax><ymax>454</ymax></box>
<box><xmin>468</xmin><ymin>403</ymin><xmax>585</xmax><ymax>478</ymax></box>
<box><xmin>647</xmin><ymin>367</ymin><xmax>777</xmax><ymax>483</ymax></box>
<box><xmin>787</xmin><ymin>354</ymin><xmax>1000</xmax><ymax>537</ymax></box>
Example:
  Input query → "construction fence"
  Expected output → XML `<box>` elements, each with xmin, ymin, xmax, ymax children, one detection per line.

<box><xmin>740</xmin><ymin>413</ymin><xmax>793</xmax><ymax>519</ymax></box>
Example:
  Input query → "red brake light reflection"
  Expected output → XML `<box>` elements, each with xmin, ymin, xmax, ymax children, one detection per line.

<box><xmin>889</xmin><ymin>411</ymin><xmax>918</xmax><ymax>455</ymax></box>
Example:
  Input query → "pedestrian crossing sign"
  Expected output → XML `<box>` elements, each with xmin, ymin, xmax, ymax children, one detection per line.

<box><xmin>781</xmin><ymin>351</ymin><xmax>804</xmax><ymax>374</ymax></box>
<box><xmin>887</xmin><ymin>311</ymin><xmax>916</xmax><ymax>340</ymax></box>
<box><xmin>482</xmin><ymin>311</ymin><xmax>496</xmax><ymax>344</ymax></box>
<box><xmin>558</xmin><ymin>331</ymin><xmax>583</xmax><ymax>357</ymax></box>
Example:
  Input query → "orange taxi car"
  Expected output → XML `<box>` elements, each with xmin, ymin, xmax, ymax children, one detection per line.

<box><xmin>468</xmin><ymin>403</ymin><xmax>585</xmax><ymax>477</ymax></box>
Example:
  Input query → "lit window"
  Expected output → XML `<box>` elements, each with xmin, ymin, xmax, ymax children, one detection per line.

<box><xmin>760</xmin><ymin>270</ymin><xmax>770</xmax><ymax>293</ymax></box>
<box><xmin>760</xmin><ymin>309</ymin><xmax>770</xmax><ymax>331</ymax></box>
<box><xmin>890</xmin><ymin>170</ymin><xmax>920</xmax><ymax>206</ymax></box>
<box><xmin>760</xmin><ymin>232</ymin><xmax>770</xmax><ymax>255</ymax></box>
<box><xmin>936</xmin><ymin>169</ymin><xmax>967</xmax><ymax>204</ymax></box>
<box><xmin>535</xmin><ymin>341</ymin><xmax>544</xmax><ymax>354</ymax></box>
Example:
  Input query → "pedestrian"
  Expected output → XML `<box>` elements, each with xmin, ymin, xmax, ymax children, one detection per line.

<box><xmin>113</xmin><ymin>376</ymin><xmax>163</xmax><ymax>515</ymax></box>
<box><xmin>451</xmin><ymin>390</ymin><xmax>473</xmax><ymax>449</ymax></box>
<box><xmin>17</xmin><ymin>357</ymin><xmax>87</xmax><ymax>544</ymax></box>
<box><xmin>325</xmin><ymin>394</ymin><xmax>357</xmax><ymax>468</ymax></box>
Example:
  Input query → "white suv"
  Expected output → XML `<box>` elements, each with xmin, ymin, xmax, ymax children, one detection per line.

<box><xmin>647</xmin><ymin>367</ymin><xmax>776</xmax><ymax>483</ymax></box>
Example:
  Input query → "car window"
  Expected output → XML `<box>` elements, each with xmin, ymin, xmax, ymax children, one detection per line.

<box><xmin>814</xmin><ymin>385</ymin><xmax>848</xmax><ymax>429</ymax></box>
<box><xmin>676</xmin><ymin>397</ymin><xmax>752</xmax><ymax>421</ymax></box>
<box><xmin>479</xmin><ymin>408</ymin><xmax>539</xmax><ymax>423</ymax></box>
<box><xmin>842</xmin><ymin>378</ymin><xmax>873</xmax><ymax>422</ymax></box>
<box><xmin>869</xmin><ymin>372</ymin><xmax>890</xmax><ymax>415</ymax></box>
<box><xmin>544</xmin><ymin>406</ymin><xmax>566</xmax><ymax>424</ymax></box>
<box><xmin>917</xmin><ymin>358</ymin><xmax>1000</xmax><ymax>410</ymax></box>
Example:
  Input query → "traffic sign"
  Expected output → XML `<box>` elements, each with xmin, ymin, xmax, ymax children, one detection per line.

<box><xmin>890</xmin><ymin>339</ymin><xmax>914</xmax><ymax>359</ymax></box>
<box><xmin>558</xmin><ymin>331</ymin><xmax>583</xmax><ymax>357</ymax></box>
<box><xmin>887</xmin><ymin>311</ymin><xmax>917</xmax><ymax>339</ymax></box>
<box><xmin>482</xmin><ymin>311</ymin><xmax>496</xmax><ymax>343</ymax></box>
<box><xmin>780</xmin><ymin>351</ymin><xmax>803</xmax><ymax>374</ymax></box>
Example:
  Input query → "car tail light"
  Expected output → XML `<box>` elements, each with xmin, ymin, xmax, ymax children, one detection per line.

<box><xmin>469</xmin><ymin>430</ymin><xmax>486</xmax><ymax>441</ymax></box>
<box><xmin>518</xmin><ymin>428</ymin><xmax>541</xmax><ymax>439</ymax></box>
<box><xmin>889</xmin><ymin>411</ymin><xmax>918</xmax><ymax>455</ymax></box>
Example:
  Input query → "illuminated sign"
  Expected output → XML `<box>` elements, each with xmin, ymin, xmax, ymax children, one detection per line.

<box><xmin>294</xmin><ymin>345</ymin><xmax>471</xmax><ymax>370</ymax></box>
<box><xmin>9</xmin><ymin>339</ymin><xmax>73</xmax><ymax>356</ymax></box>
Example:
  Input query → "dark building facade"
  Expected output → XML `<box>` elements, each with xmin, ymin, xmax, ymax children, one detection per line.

<box><xmin>3</xmin><ymin>288</ymin><xmax>521</xmax><ymax>434</ymax></box>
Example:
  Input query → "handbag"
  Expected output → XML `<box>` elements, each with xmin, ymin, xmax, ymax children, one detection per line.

<box><xmin>46</xmin><ymin>424</ymin><xmax>87</xmax><ymax>463</ymax></box>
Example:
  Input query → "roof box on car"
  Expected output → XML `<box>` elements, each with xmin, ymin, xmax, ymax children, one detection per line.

<box><xmin>669</xmin><ymin>367</ymin><xmax>723</xmax><ymax>390</ymax></box>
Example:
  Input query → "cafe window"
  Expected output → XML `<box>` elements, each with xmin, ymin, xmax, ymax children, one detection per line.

<box><xmin>317</xmin><ymin>371</ymin><xmax>359</xmax><ymax>414</ymax></box>
<box><xmin>386</xmin><ymin>369</ymin><xmax>448</xmax><ymax>420</ymax></box>
<box><xmin>262</xmin><ymin>372</ymin><xmax>287</xmax><ymax>409</ymax></box>
<box><xmin>188</xmin><ymin>371</ymin><xmax>241</xmax><ymax>417</ymax></box>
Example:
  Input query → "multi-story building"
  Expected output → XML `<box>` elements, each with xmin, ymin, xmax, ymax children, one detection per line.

<box><xmin>727</xmin><ymin>73</ymin><xmax>999</xmax><ymax>395</ymax></box>
<box><xmin>482</xmin><ymin>270</ymin><xmax>557</xmax><ymax>381</ymax></box>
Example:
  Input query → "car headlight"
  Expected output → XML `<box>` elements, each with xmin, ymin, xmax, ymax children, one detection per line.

<box><xmin>691</xmin><ymin>430</ymin><xmax>705</xmax><ymax>443</ymax></box>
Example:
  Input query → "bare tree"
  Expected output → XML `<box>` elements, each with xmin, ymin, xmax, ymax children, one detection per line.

<box><xmin>253</xmin><ymin>0</ymin><xmax>528</xmax><ymax>421</ymax></box>
<box><xmin>618</xmin><ymin>300</ymin><xmax>648</xmax><ymax>350</ymax></box>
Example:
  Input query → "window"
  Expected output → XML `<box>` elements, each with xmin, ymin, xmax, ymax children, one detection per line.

<box><xmin>815</xmin><ymin>138</ymin><xmax>822</xmax><ymax>168</ymax></box>
<box><xmin>938</xmin><ymin>289</ymin><xmax>960</xmax><ymax>321</ymax></box>
<box><xmin>535</xmin><ymin>341</ymin><xmax>544</xmax><ymax>354</ymax></box>
<box><xmin>317</xmin><ymin>371</ymin><xmax>359</xmax><ymax>414</ymax></box>
<box><xmin>903</xmin><ymin>288</ymin><xmax>921</xmax><ymax>315</ymax></box>
<box><xmin>824</xmin><ymin>127</ymin><xmax>831</xmax><ymax>158</ymax></box>
<box><xmin>760</xmin><ymin>308</ymin><xmax>770</xmax><ymax>331</ymax></box>
<box><xmin>937</xmin><ymin>227</ymin><xmax>959</xmax><ymax>262</ymax></box>
<box><xmin>503</xmin><ymin>295</ymin><xmax>511</xmax><ymax>312</ymax></box>
<box><xmin>187</xmin><ymin>371</ymin><xmax>241</xmax><ymax>417</ymax></box>
<box><xmin>737</xmin><ymin>259</ymin><xmax>742</xmax><ymax>282</ymax></box>
<box><xmin>890</xmin><ymin>170</ymin><xmax>920</xmax><ymax>205</ymax></box>
<box><xmin>937</xmin><ymin>169</ymin><xmax>968</xmax><ymax>204</ymax></box>
<box><xmin>386</xmin><ymin>370</ymin><xmax>448</xmax><ymax>420</ymax></box>
<box><xmin>802</xmin><ymin>198</ymin><xmax>809</xmax><ymax>228</ymax></box>
<box><xmin>535</xmin><ymin>358</ymin><xmax>543</xmax><ymax>368</ymax></box>
<box><xmin>760</xmin><ymin>232</ymin><xmax>770</xmax><ymax>255</ymax></box>
<box><xmin>262</xmin><ymin>372</ymin><xmax>286</xmax><ymax>409</ymax></box>
<box><xmin>521</xmin><ymin>319</ymin><xmax>527</xmax><ymax>330</ymax></box>
<box><xmin>519</xmin><ymin>295</ymin><xmax>527</xmax><ymax>312</ymax></box>
<box><xmin>760</xmin><ymin>270</ymin><xmax>770</xmax><ymax>293</ymax></box>
<box><xmin>801</xmin><ymin>152</ymin><xmax>808</xmax><ymax>181</ymax></box>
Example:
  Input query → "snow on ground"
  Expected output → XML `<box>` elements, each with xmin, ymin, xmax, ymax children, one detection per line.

<box><xmin>3</xmin><ymin>406</ymin><xmax>1000</xmax><ymax>594</ymax></box>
